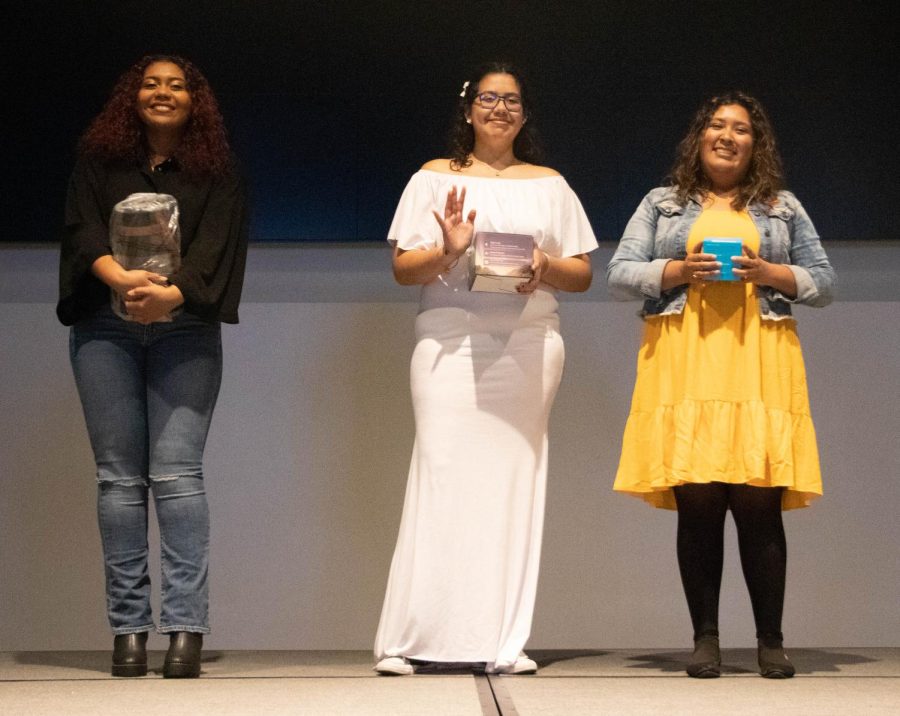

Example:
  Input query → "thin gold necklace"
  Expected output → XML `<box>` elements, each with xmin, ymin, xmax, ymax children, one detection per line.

<box><xmin>471</xmin><ymin>155</ymin><xmax>519</xmax><ymax>176</ymax></box>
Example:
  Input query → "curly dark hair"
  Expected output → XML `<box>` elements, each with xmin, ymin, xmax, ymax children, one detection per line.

<box><xmin>448</xmin><ymin>61</ymin><xmax>543</xmax><ymax>170</ymax></box>
<box><xmin>669</xmin><ymin>91</ymin><xmax>784</xmax><ymax>210</ymax></box>
<box><xmin>79</xmin><ymin>54</ymin><xmax>231</xmax><ymax>177</ymax></box>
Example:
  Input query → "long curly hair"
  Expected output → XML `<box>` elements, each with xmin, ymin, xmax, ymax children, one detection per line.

<box><xmin>79</xmin><ymin>54</ymin><xmax>231</xmax><ymax>177</ymax></box>
<box><xmin>669</xmin><ymin>91</ymin><xmax>784</xmax><ymax>210</ymax></box>
<box><xmin>448</xmin><ymin>61</ymin><xmax>543</xmax><ymax>170</ymax></box>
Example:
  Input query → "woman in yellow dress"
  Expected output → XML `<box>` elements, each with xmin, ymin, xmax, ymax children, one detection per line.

<box><xmin>607</xmin><ymin>92</ymin><xmax>835</xmax><ymax>679</ymax></box>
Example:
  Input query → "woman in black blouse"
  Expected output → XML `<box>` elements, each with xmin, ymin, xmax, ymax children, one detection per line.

<box><xmin>58</xmin><ymin>54</ymin><xmax>248</xmax><ymax>678</ymax></box>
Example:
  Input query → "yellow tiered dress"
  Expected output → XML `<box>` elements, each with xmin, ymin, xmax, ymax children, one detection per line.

<box><xmin>613</xmin><ymin>207</ymin><xmax>823</xmax><ymax>510</ymax></box>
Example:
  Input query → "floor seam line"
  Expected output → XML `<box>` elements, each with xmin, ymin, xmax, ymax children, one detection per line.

<box><xmin>487</xmin><ymin>674</ymin><xmax>519</xmax><ymax>716</ymax></box>
<box><xmin>474</xmin><ymin>673</ymin><xmax>501</xmax><ymax>716</ymax></box>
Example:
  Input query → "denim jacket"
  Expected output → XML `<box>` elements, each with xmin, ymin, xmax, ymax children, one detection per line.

<box><xmin>606</xmin><ymin>187</ymin><xmax>835</xmax><ymax>320</ymax></box>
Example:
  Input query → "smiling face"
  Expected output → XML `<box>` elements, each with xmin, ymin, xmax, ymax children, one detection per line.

<box><xmin>700</xmin><ymin>103</ymin><xmax>754</xmax><ymax>190</ymax></box>
<box><xmin>136</xmin><ymin>61</ymin><xmax>192</xmax><ymax>135</ymax></box>
<box><xmin>467</xmin><ymin>72</ymin><xmax>525</xmax><ymax>149</ymax></box>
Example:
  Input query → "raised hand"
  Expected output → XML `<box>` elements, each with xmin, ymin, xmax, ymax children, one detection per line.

<box><xmin>432</xmin><ymin>186</ymin><xmax>477</xmax><ymax>258</ymax></box>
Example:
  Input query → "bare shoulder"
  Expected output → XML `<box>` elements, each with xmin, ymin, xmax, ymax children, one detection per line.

<box><xmin>519</xmin><ymin>164</ymin><xmax>561</xmax><ymax>178</ymax></box>
<box><xmin>420</xmin><ymin>158</ymin><xmax>456</xmax><ymax>174</ymax></box>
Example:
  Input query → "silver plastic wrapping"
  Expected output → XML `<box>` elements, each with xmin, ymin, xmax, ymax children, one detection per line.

<box><xmin>108</xmin><ymin>193</ymin><xmax>181</xmax><ymax>321</ymax></box>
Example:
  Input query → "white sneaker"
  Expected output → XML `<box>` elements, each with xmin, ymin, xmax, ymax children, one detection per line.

<box><xmin>374</xmin><ymin>656</ymin><xmax>414</xmax><ymax>675</ymax></box>
<box><xmin>486</xmin><ymin>652</ymin><xmax>537</xmax><ymax>675</ymax></box>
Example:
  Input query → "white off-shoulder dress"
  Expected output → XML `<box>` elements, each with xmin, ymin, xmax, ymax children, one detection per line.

<box><xmin>374</xmin><ymin>170</ymin><xmax>597</xmax><ymax>669</ymax></box>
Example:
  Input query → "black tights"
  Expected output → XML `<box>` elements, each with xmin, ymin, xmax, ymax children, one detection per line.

<box><xmin>674</xmin><ymin>483</ymin><xmax>786</xmax><ymax>641</ymax></box>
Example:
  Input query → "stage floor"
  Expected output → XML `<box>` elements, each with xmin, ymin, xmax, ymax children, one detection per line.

<box><xmin>2</xmin><ymin>648</ymin><xmax>897</xmax><ymax>715</ymax></box>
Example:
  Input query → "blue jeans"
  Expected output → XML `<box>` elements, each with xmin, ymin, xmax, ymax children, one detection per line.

<box><xmin>70</xmin><ymin>306</ymin><xmax>222</xmax><ymax>635</ymax></box>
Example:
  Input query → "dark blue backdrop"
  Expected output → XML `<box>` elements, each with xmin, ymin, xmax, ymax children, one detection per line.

<box><xmin>8</xmin><ymin>1</ymin><xmax>898</xmax><ymax>242</ymax></box>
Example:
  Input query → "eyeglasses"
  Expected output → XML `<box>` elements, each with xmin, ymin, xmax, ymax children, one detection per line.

<box><xmin>473</xmin><ymin>92</ymin><xmax>523</xmax><ymax>113</ymax></box>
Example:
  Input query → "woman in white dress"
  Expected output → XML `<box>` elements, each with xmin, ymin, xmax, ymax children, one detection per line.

<box><xmin>374</xmin><ymin>63</ymin><xmax>598</xmax><ymax>675</ymax></box>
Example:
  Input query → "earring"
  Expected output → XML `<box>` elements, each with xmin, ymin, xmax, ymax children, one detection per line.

<box><xmin>466</xmin><ymin>118</ymin><xmax>472</xmax><ymax>124</ymax></box>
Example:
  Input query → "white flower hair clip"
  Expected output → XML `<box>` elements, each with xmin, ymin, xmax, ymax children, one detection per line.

<box><xmin>459</xmin><ymin>81</ymin><xmax>470</xmax><ymax>98</ymax></box>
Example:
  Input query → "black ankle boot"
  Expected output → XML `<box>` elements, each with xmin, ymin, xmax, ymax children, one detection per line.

<box><xmin>758</xmin><ymin>635</ymin><xmax>795</xmax><ymax>679</ymax></box>
<box><xmin>163</xmin><ymin>632</ymin><xmax>203</xmax><ymax>678</ymax></box>
<box><xmin>686</xmin><ymin>634</ymin><xmax>721</xmax><ymax>678</ymax></box>
<box><xmin>112</xmin><ymin>632</ymin><xmax>148</xmax><ymax>677</ymax></box>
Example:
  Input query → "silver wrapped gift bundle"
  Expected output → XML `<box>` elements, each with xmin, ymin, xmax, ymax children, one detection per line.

<box><xmin>108</xmin><ymin>193</ymin><xmax>181</xmax><ymax>321</ymax></box>
<box><xmin>467</xmin><ymin>231</ymin><xmax>535</xmax><ymax>293</ymax></box>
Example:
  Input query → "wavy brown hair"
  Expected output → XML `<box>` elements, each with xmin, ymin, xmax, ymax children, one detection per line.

<box><xmin>79</xmin><ymin>54</ymin><xmax>231</xmax><ymax>177</ymax></box>
<box><xmin>448</xmin><ymin>61</ymin><xmax>543</xmax><ymax>170</ymax></box>
<box><xmin>669</xmin><ymin>91</ymin><xmax>784</xmax><ymax>210</ymax></box>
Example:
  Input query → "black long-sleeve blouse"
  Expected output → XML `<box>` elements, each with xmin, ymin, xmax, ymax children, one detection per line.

<box><xmin>57</xmin><ymin>155</ymin><xmax>249</xmax><ymax>325</ymax></box>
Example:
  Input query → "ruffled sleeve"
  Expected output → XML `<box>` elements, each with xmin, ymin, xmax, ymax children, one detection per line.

<box><xmin>553</xmin><ymin>178</ymin><xmax>598</xmax><ymax>258</ymax></box>
<box><xmin>386</xmin><ymin>171</ymin><xmax>442</xmax><ymax>251</ymax></box>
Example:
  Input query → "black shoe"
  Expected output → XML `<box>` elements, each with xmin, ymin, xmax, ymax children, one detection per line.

<box><xmin>163</xmin><ymin>632</ymin><xmax>203</xmax><ymax>678</ymax></box>
<box><xmin>112</xmin><ymin>632</ymin><xmax>148</xmax><ymax>677</ymax></box>
<box><xmin>686</xmin><ymin>634</ymin><xmax>721</xmax><ymax>678</ymax></box>
<box><xmin>758</xmin><ymin>636</ymin><xmax>795</xmax><ymax>679</ymax></box>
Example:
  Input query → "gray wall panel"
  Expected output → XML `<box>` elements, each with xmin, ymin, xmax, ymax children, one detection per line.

<box><xmin>1</xmin><ymin>244</ymin><xmax>896</xmax><ymax>651</ymax></box>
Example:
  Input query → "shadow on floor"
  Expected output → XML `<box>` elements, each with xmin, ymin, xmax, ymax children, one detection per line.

<box><xmin>12</xmin><ymin>650</ymin><xmax>224</xmax><ymax>676</ymax></box>
<box><xmin>527</xmin><ymin>649</ymin><xmax>612</xmax><ymax>669</ymax></box>
<box><xmin>625</xmin><ymin>648</ymin><xmax>880</xmax><ymax>675</ymax></box>
<box><xmin>409</xmin><ymin>660</ymin><xmax>485</xmax><ymax>675</ymax></box>
<box><xmin>406</xmin><ymin>653</ymin><xmax>614</xmax><ymax>675</ymax></box>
